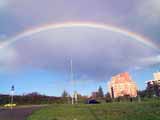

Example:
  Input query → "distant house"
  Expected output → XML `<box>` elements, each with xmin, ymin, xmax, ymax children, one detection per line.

<box><xmin>91</xmin><ymin>92</ymin><xmax>99</xmax><ymax>99</ymax></box>
<box><xmin>108</xmin><ymin>72</ymin><xmax>138</xmax><ymax>98</ymax></box>
<box><xmin>145</xmin><ymin>72</ymin><xmax>160</xmax><ymax>97</ymax></box>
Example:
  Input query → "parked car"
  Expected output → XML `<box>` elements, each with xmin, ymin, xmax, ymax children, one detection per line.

<box><xmin>86</xmin><ymin>99</ymin><xmax>100</xmax><ymax>104</ymax></box>
<box><xmin>4</xmin><ymin>104</ymin><xmax>16</xmax><ymax>107</ymax></box>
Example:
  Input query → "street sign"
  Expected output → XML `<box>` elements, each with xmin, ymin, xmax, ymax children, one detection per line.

<box><xmin>11</xmin><ymin>85</ymin><xmax>14</xmax><ymax>91</ymax></box>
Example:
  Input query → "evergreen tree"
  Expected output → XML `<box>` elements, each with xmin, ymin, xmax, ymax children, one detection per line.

<box><xmin>62</xmin><ymin>90</ymin><xmax>68</xmax><ymax>98</ymax></box>
<box><xmin>98</xmin><ymin>86</ymin><xmax>104</xmax><ymax>98</ymax></box>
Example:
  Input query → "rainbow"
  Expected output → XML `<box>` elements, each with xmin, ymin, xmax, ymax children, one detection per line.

<box><xmin>0</xmin><ymin>22</ymin><xmax>158</xmax><ymax>50</ymax></box>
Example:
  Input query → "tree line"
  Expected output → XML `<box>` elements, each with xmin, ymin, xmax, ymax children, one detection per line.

<box><xmin>0</xmin><ymin>84</ymin><xmax>160</xmax><ymax>105</ymax></box>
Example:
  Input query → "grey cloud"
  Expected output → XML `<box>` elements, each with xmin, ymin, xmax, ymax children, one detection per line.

<box><xmin>136</xmin><ymin>0</ymin><xmax>160</xmax><ymax>24</ymax></box>
<box><xmin>6</xmin><ymin>0</ymin><xmax>160</xmax><ymax>46</ymax></box>
<box><xmin>0</xmin><ymin>0</ymin><xmax>8</xmax><ymax>9</ymax></box>
<box><xmin>140</xmin><ymin>55</ymin><xmax>160</xmax><ymax>66</ymax></box>
<box><xmin>0</xmin><ymin>0</ymin><xmax>160</xmax><ymax>81</ymax></box>
<box><xmin>1</xmin><ymin>27</ymin><xmax>159</xmax><ymax>81</ymax></box>
<box><xmin>0</xmin><ymin>46</ymin><xmax>18</xmax><ymax>70</ymax></box>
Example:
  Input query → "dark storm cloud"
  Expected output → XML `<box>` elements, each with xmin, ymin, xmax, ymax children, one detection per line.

<box><xmin>0</xmin><ymin>0</ymin><xmax>157</xmax><ymax>46</ymax></box>
<box><xmin>1</xmin><ymin>27</ymin><xmax>159</xmax><ymax>81</ymax></box>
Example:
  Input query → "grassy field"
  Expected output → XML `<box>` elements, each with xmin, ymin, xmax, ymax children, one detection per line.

<box><xmin>27</xmin><ymin>101</ymin><xmax>160</xmax><ymax>120</ymax></box>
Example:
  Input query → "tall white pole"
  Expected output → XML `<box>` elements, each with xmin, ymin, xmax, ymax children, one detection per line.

<box><xmin>70</xmin><ymin>59</ymin><xmax>74</xmax><ymax>105</ymax></box>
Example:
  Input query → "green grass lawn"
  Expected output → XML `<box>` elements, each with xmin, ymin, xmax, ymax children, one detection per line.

<box><xmin>27</xmin><ymin>101</ymin><xmax>160</xmax><ymax>120</ymax></box>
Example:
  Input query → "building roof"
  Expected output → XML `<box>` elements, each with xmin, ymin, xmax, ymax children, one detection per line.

<box><xmin>111</xmin><ymin>72</ymin><xmax>133</xmax><ymax>84</ymax></box>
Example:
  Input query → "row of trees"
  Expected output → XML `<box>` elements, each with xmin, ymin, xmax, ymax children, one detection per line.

<box><xmin>61</xmin><ymin>86</ymin><xmax>104</xmax><ymax>98</ymax></box>
<box><xmin>49</xmin><ymin>83</ymin><xmax>159</xmax><ymax>102</ymax></box>
<box><xmin>60</xmin><ymin>86</ymin><xmax>108</xmax><ymax>103</ymax></box>
<box><xmin>0</xmin><ymin>92</ymin><xmax>70</xmax><ymax>105</ymax></box>
<box><xmin>1</xmin><ymin>84</ymin><xmax>159</xmax><ymax>105</ymax></box>
<box><xmin>1</xmin><ymin>88</ymin><xmax>103</xmax><ymax>105</ymax></box>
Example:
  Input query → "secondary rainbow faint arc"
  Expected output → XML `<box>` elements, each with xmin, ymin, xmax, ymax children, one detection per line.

<box><xmin>0</xmin><ymin>22</ymin><xmax>158</xmax><ymax>50</ymax></box>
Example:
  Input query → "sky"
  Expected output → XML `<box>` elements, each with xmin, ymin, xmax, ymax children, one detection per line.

<box><xmin>0</xmin><ymin>0</ymin><xmax>160</xmax><ymax>96</ymax></box>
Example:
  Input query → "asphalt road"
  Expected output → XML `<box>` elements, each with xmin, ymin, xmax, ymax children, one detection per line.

<box><xmin>0</xmin><ymin>105</ymin><xmax>46</xmax><ymax>120</ymax></box>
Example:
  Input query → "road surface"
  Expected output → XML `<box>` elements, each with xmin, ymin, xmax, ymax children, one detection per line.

<box><xmin>0</xmin><ymin>105</ymin><xmax>46</xmax><ymax>120</ymax></box>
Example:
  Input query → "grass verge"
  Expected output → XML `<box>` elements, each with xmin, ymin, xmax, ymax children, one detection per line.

<box><xmin>27</xmin><ymin>101</ymin><xmax>160</xmax><ymax>120</ymax></box>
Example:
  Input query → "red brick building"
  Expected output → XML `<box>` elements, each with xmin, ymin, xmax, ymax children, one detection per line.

<box><xmin>108</xmin><ymin>72</ymin><xmax>138</xmax><ymax>98</ymax></box>
<box><xmin>91</xmin><ymin>92</ymin><xmax>99</xmax><ymax>99</ymax></box>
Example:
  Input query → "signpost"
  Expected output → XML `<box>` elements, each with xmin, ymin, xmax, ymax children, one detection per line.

<box><xmin>11</xmin><ymin>85</ymin><xmax>14</xmax><ymax>110</ymax></box>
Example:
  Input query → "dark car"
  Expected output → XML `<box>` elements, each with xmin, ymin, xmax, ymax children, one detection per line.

<box><xmin>86</xmin><ymin>99</ymin><xmax>100</xmax><ymax>104</ymax></box>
